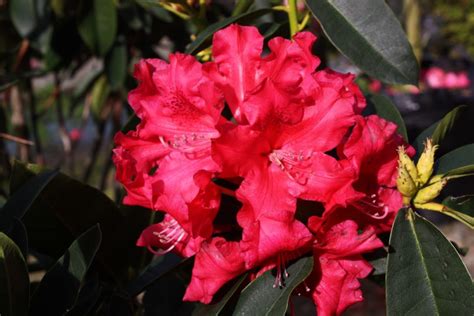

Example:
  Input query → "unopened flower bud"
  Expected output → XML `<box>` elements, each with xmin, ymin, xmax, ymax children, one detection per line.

<box><xmin>414</xmin><ymin>179</ymin><xmax>446</xmax><ymax>204</ymax></box>
<box><xmin>397</xmin><ymin>145</ymin><xmax>418</xmax><ymax>184</ymax></box>
<box><xmin>416</xmin><ymin>139</ymin><xmax>437</xmax><ymax>185</ymax></box>
<box><xmin>397</xmin><ymin>164</ymin><xmax>417</xmax><ymax>204</ymax></box>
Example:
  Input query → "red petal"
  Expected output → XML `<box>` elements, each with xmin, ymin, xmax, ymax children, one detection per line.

<box><xmin>206</xmin><ymin>24</ymin><xmax>264</xmax><ymax>124</ymax></box>
<box><xmin>312</xmin><ymin>257</ymin><xmax>373</xmax><ymax>316</ymax></box>
<box><xmin>137</xmin><ymin>53</ymin><xmax>223</xmax><ymax>139</ymax></box>
<box><xmin>183</xmin><ymin>238</ymin><xmax>245</xmax><ymax>304</ymax></box>
<box><xmin>236</xmin><ymin>165</ymin><xmax>311</xmax><ymax>267</ymax></box>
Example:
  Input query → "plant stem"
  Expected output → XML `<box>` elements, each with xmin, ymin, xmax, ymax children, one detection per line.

<box><xmin>288</xmin><ymin>0</ymin><xmax>299</xmax><ymax>37</ymax></box>
<box><xmin>232</xmin><ymin>0</ymin><xmax>253</xmax><ymax>17</ymax></box>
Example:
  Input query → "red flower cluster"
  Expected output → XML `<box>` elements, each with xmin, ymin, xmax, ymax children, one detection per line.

<box><xmin>113</xmin><ymin>24</ymin><xmax>411</xmax><ymax>315</ymax></box>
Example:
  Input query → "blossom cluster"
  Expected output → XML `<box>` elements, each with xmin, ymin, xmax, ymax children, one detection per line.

<box><xmin>113</xmin><ymin>24</ymin><xmax>411</xmax><ymax>315</ymax></box>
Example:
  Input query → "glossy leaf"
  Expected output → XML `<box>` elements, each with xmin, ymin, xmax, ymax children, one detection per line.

<box><xmin>77</xmin><ymin>0</ymin><xmax>117</xmax><ymax>56</ymax></box>
<box><xmin>366</xmin><ymin>93</ymin><xmax>408</xmax><ymax>141</ymax></box>
<box><xmin>413</xmin><ymin>105</ymin><xmax>467</xmax><ymax>150</ymax></box>
<box><xmin>185</xmin><ymin>8</ymin><xmax>274</xmax><ymax>55</ymax></box>
<box><xmin>232</xmin><ymin>257</ymin><xmax>313</xmax><ymax>316</ymax></box>
<box><xmin>126</xmin><ymin>254</ymin><xmax>183</xmax><ymax>297</ymax></box>
<box><xmin>0</xmin><ymin>168</ymin><xmax>58</xmax><ymax>232</ymax></box>
<box><xmin>435</xmin><ymin>144</ymin><xmax>474</xmax><ymax>176</ymax></box>
<box><xmin>193</xmin><ymin>274</ymin><xmax>248</xmax><ymax>316</ymax></box>
<box><xmin>441</xmin><ymin>196</ymin><xmax>474</xmax><ymax>229</ymax></box>
<box><xmin>10</xmin><ymin>162</ymin><xmax>144</xmax><ymax>282</ymax></box>
<box><xmin>0</xmin><ymin>233</ymin><xmax>29</xmax><ymax>316</ymax></box>
<box><xmin>106</xmin><ymin>42</ymin><xmax>128</xmax><ymax>90</ymax></box>
<box><xmin>386</xmin><ymin>208</ymin><xmax>474</xmax><ymax>315</ymax></box>
<box><xmin>443</xmin><ymin>195</ymin><xmax>474</xmax><ymax>218</ymax></box>
<box><xmin>305</xmin><ymin>0</ymin><xmax>419</xmax><ymax>85</ymax></box>
<box><xmin>29</xmin><ymin>224</ymin><xmax>102</xmax><ymax>316</ymax></box>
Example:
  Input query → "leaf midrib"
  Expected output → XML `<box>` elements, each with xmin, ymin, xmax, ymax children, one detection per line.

<box><xmin>306</xmin><ymin>0</ymin><xmax>412</xmax><ymax>83</ymax></box>
<box><xmin>408</xmin><ymin>214</ymin><xmax>441</xmax><ymax>316</ymax></box>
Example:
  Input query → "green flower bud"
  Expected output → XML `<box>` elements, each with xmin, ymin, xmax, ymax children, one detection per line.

<box><xmin>416</xmin><ymin>139</ymin><xmax>438</xmax><ymax>186</ymax></box>
<box><xmin>414</xmin><ymin>179</ymin><xmax>447</xmax><ymax>204</ymax></box>
<box><xmin>397</xmin><ymin>162</ymin><xmax>418</xmax><ymax>204</ymax></box>
<box><xmin>398</xmin><ymin>146</ymin><xmax>418</xmax><ymax>182</ymax></box>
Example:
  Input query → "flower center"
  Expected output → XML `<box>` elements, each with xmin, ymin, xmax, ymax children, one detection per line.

<box><xmin>148</xmin><ymin>216</ymin><xmax>188</xmax><ymax>255</ymax></box>
<box><xmin>353</xmin><ymin>193</ymin><xmax>389</xmax><ymax>219</ymax></box>
<box><xmin>273</xmin><ymin>253</ymin><xmax>290</xmax><ymax>288</ymax></box>
<box><xmin>268</xmin><ymin>149</ymin><xmax>313</xmax><ymax>185</ymax></box>
<box><xmin>159</xmin><ymin>133</ymin><xmax>211</xmax><ymax>159</ymax></box>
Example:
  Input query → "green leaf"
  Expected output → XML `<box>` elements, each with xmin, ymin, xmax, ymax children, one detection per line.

<box><xmin>193</xmin><ymin>274</ymin><xmax>248</xmax><ymax>316</ymax></box>
<box><xmin>77</xmin><ymin>0</ymin><xmax>117</xmax><ymax>56</ymax></box>
<box><xmin>0</xmin><ymin>168</ymin><xmax>58</xmax><ymax>232</ymax></box>
<box><xmin>91</xmin><ymin>75</ymin><xmax>110</xmax><ymax>118</ymax></box>
<box><xmin>441</xmin><ymin>196</ymin><xmax>474</xmax><ymax>229</ymax></box>
<box><xmin>10</xmin><ymin>162</ymin><xmax>144</xmax><ymax>282</ymax></box>
<box><xmin>366</xmin><ymin>94</ymin><xmax>408</xmax><ymax>141</ymax></box>
<box><xmin>386</xmin><ymin>208</ymin><xmax>474</xmax><ymax>315</ymax></box>
<box><xmin>443</xmin><ymin>195</ymin><xmax>474</xmax><ymax>218</ymax></box>
<box><xmin>431</xmin><ymin>105</ymin><xmax>467</xmax><ymax>146</ymax></box>
<box><xmin>106</xmin><ymin>41</ymin><xmax>128</xmax><ymax>90</ymax></box>
<box><xmin>9</xmin><ymin>0</ymin><xmax>40</xmax><ymax>37</ymax></box>
<box><xmin>305</xmin><ymin>0</ymin><xmax>419</xmax><ymax>85</ymax></box>
<box><xmin>435</xmin><ymin>144</ymin><xmax>474</xmax><ymax>176</ymax></box>
<box><xmin>232</xmin><ymin>256</ymin><xmax>313</xmax><ymax>316</ymax></box>
<box><xmin>127</xmin><ymin>255</ymin><xmax>191</xmax><ymax>297</ymax></box>
<box><xmin>121</xmin><ymin>114</ymin><xmax>140</xmax><ymax>133</ymax></box>
<box><xmin>412</xmin><ymin>105</ymin><xmax>470</xmax><ymax>157</ymax></box>
<box><xmin>29</xmin><ymin>224</ymin><xmax>102</xmax><ymax>316</ymax></box>
<box><xmin>0</xmin><ymin>232</ymin><xmax>29</xmax><ymax>316</ymax></box>
<box><xmin>185</xmin><ymin>8</ymin><xmax>274</xmax><ymax>55</ymax></box>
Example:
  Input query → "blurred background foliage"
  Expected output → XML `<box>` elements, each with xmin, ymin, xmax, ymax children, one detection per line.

<box><xmin>0</xmin><ymin>1</ymin><xmax>474</xmax><ymax>315</ymax></box>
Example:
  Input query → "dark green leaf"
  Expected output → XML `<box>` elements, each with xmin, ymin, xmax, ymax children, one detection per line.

<box><xmin>431</xmin><ymin>105</ymin><xmax>467</xmax><ymax>146</ymax></box>
<box><xmin>77</xmin><ymin>0</ymin><xmax>117</xmax><ymax>56</ymax></box>
<box><xmin>0</xmin><ymin>232</ymin><xmax>29</xmax><ymax>316</ymax></box>
<box><xmin>126</xmin><ymin>254</ymin><xmax>183</xmax><ymax>297</ymax></box>
<box><xmin>233</xmin><ymin>256</ymin><xmax>313</xmax><ymax>316</ymax></box>
<box><xmin>442</xmin><ymin>195</ymin><xmax>474</xmax><ymax>218</ymax></box>
<box><xmin>0</xmin><ymin>168</ymin><xmax>58</xmax><ymax>232</ymax></box>
<box><xmin>305</xmin><ymin>0</ymin><xmax>419</xmax><ymax>85</ymax></box>
<box><xmin>412</xmin><ymin>105</ymin><xmax>471</xmax><ymax>158</ymax></box>
<box><xmin>435</xmin><ymin>144</ymin><xmax>474</xmax><ymax>176</ymax></box>
<box><xmin>9</xmin><ymin>0</ymin><xmax>39</xmax><ymax>37</ymax></box>
<box><xmin>366</xmin><ymin>94</ymin><xmax>408</xmax><ymax>141</ymax></box>
<box><xmin>186</xmin><ymin>8</ymin><xmax>274</xmax><ymax>55</ymax></box>
<box><xmin>141</xmin><ymin>257</ymin><xmax>195</xmax><ymax>315</ymax></box>
<box><xmin>193</xmin><ymin>274</ymin><xmax>247</xmax><ymax>316</ymax></box>
<box><xmin>10</xmin><ymin>162</ymin><xmax>144</xmax><ymax>282</ymax></box>
<box><xmin>121</xmin><ymin>114</ymin><xmax>141</xmax><ymax>133</ymax></box>
<box><xmin>29</xmin><ymin>225</ymin><xmax>102</xmax><ymax>316</ymax></box>
<box><xmin>106</xmin><ymin>42</ymin><xmax>128</xmax><ymax>90</ymax></box>
<box><xmin>413</xmin><ymin>105</ymin><xmax>467</xmax><ymax>151</ymax></box>
<box><xmin>386</xmin><ymin>208</ymin><xmax>474</xmax><ymax>315</ymax></box>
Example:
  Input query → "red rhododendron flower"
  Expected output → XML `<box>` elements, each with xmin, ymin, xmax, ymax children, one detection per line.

<box><xmin>113</xmin><ymin>23</ymin><xmax>410</xmax><ymax>315</ymax></box>
<box><xmin>336</xmin><ymin>115</ymin><xmax>414</xmax><ymax>232</ymax></box>
<box><xmin>183</xmin><ymin>237</ymin><xmax>245</xmax><ymax>304</ymax></box>
<box><xmin>306</xmin><ymin>215</ymin><xmax>383</xmax><ymax>316</ymax></box>
<box><xmin>113</xmin><ymin>53</ymin><xmax>224</xmax><ymax>256</ymax></box>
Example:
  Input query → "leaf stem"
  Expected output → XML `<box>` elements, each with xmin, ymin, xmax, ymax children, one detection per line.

<box><xmin>288</xmin><ymin>0</ymin><xmax>299</xmax><ymax>36</ymax></box>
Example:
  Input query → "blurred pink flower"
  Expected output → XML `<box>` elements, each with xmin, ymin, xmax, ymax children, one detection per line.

<box><xmin>69</xmin><ymin>128</ymin><xmax>81</xmax><ymax>141</ymax></box>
